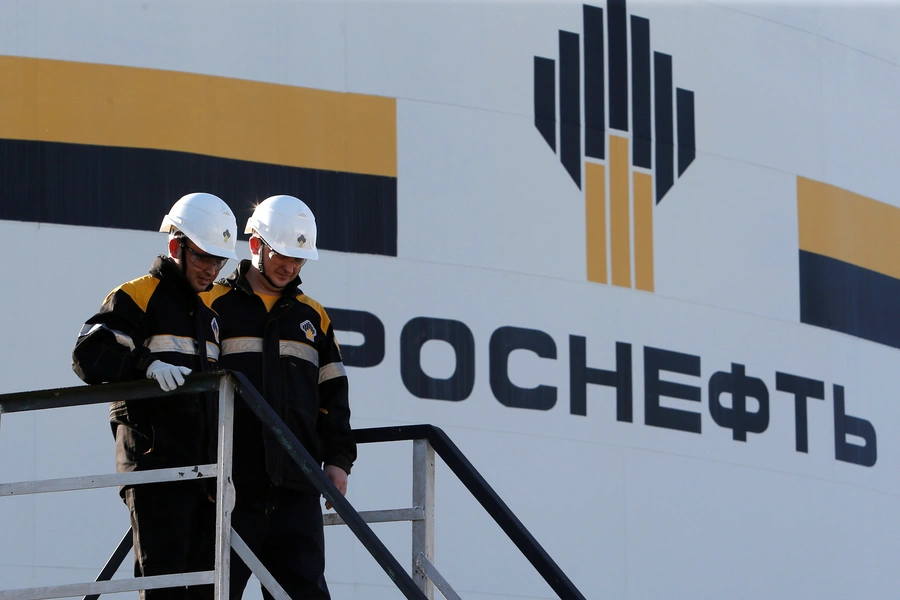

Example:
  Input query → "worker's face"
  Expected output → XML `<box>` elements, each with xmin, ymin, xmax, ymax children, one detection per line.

<box><xmin>170</xmin><ymin>238</ymin><xmax>228</xmax><ymax>293</ymax></box>
<box><xmin>256</xmin><ymin>237</ymin><xmax>306</xmax><ymax>289</ymax></box>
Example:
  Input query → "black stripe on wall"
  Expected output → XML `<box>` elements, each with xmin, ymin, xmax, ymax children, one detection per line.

<box><xmin>799</xmin><ymin>250</ymin><xmax>900</xmax><ymax>350</ymax></box>
<box><xmin>631</xmin><ymin>15</ymin><xmax>651</xmax><ymax>169</ymax></box>
<box><xmin>677</xmin><ymin>88</ymin><xmax>696</xmax><ymax>177</ymax></box>
<box><xmin>559</xmin><ymin>30</ymin><xmax>582</xmax><ymax>189</ymax></box>
<box><xmin>584</xmin><ymin>4</ymin><xmax>605</xmax><ymax>161</ymax></box>
<box><xmin>653</xmin><ymin>52</ymin><xmax>673</xmax><ymax>203</ymax></box>
<box><xmin>534</xmin><ymin>56</ymin><xmax>557</xmax><ymax>152</ymax></box>
<box><xmin>0</xmin><ymin>139</ymin><xmax>398</xmax><ymax>256</ymax></box>
<box><xmin>607</xmin><ymin>0</ymin><xmax>628</xmax><ymax>132</ymax></box>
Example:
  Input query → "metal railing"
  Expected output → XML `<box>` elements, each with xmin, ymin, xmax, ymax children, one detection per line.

<box><xmin>0</xmin><ymin>371</ymin><xmax>586</xmax><ymax>600</ymax></box>
<box><xmin>353</xmin><ymin>425</ymin><xmax>586</xmax><ymax>600</ymax></box>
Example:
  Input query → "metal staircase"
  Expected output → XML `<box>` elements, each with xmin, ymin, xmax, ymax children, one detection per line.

<box><xmin>0</xmin><ymin>371</ymin><xmax>586</xmax><ymax>600</ymax></box>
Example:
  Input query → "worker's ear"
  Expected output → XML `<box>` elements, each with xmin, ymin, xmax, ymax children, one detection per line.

<box><xmin>249</xmin><ymin>236</ymin><xmax>262</xmax><ymax>256</ymax></box>
<box><xmin>168</xmin><ymin>237</ymin><xmax>181</xmax><ymax>261</ymax></box>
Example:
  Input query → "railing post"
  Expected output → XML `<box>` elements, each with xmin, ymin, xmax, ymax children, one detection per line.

<box><xmin>214</xmin><ymin>374</ymin><xmax>236</xmax><ymax>600</ymax></box>
<box><xmin>412</xmin><ymin>439</ymin><xmax>435</xmax><ymax>599</ymax></box>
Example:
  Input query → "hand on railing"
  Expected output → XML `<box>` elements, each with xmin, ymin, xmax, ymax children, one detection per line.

<box><xmin>145</xmin><ymin>360</ymin><xmax>192</xmax><ymax>392</ymax></box>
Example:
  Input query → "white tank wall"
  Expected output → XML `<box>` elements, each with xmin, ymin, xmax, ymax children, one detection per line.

<box><xmin>2</xmin><ymin>1</ymin><xmax>899</xmax><ymax>599</ymax></box>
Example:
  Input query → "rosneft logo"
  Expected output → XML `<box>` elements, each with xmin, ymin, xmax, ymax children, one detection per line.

<box><xmin>301</xmin><ymin>320</ymin><xmax>317</xmax><ymax>342</ymax></box>
<box><xmin>534</xmin><ymin>0</ymin><xmax>696</xmax><ymax>291</ymax></box>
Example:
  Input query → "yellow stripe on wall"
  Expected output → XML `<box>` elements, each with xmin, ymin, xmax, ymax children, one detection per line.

<box><xmin>585</xmin><ymin>162</ymin><xmax>607</xmax><ymax>284</ymax></box>
<box><xmin>797</xmin><ymin>176</ymin><xmax>900</xmax><ymax>280</ymax></box>
<box><xmin>633</xmin><ymin>172</ymin><xmax>654</xmax><ymax>292</ymax></box>
<box><xmin>0</xmin><ymin>56</ymin><xmax>396</xmax><ymax>178</ymax></box>
<box><xmin>609</xmin><ymin>135</ymin><xmax>631</xmax><ymax>288</ymax></box>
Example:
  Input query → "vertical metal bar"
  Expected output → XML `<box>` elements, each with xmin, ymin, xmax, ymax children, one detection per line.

<box><xmin>214</xmin><ymin>375</ymin><xmax>236</xmax><ymax>600</ymax></box>
<box><xmin>412</xmin><ymin>439</ymin><xmax>435</xmax><ymax>600</ymax></box>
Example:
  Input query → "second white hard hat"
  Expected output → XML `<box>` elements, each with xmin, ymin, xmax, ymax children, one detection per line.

<box><xmin>245</xmin><ymin>195</ymin><xmax>319</xmax><ymax>260</ymax></box>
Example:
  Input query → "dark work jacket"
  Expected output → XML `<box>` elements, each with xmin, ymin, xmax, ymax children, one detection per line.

<box><xmin>203</xmin><ymin>260</ymin><xmax>355</xmax><ymax>494</ymax></box>
<box><xmin>72</xmin><ymin>256</ymin><xmax>221</xmax><ymax>475</ymax></box>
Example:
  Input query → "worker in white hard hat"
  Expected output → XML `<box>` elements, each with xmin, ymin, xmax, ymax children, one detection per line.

<box><xmin>73</xmin><ymin>192</ymin><xmax>238</xmax><ymax>600</ymax></box>
<box><xmin>204</xmin><ymin>194</ymin><xmax>354</xmax><ymax>600</ymax></box>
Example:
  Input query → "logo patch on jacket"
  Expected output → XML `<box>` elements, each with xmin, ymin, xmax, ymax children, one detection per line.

<box><xmin>300</xmin><ymin>320</ymin><xmax>316</xmax><ymax>342</ymax></box>
<box><xmin>211</xmin><ymin>317</ymin><xmax>220</xmax><ymax>344</ymax></box>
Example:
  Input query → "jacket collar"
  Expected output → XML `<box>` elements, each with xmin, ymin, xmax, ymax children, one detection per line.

<box><xmin>220</xmin><ymin>259</ymin><xmax>302</xmax><ymax>298</ymax></box>
<box><xmin>150</xmin><ymin>255</ymin><xmax>201</xmax><ymax>295</ymax></box>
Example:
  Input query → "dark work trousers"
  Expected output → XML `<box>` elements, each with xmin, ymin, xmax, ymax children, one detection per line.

<box><xmin>229</xmin><ymin>486</ymin><xmax>330</xmax><ymax>600</ymax></box>
<box><xmin>125</xmin><ymin>482</ymin><xmax>216</xmax><ymax>600</ymax></box>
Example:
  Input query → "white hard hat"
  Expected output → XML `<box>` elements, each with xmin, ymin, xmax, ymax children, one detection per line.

<box><xmin>245</xmin><ymin>195</ymin><xmax>319</xmax><ymax>260</ymax></box>
<box><xmin>159</xmin><ymin>192</ymin><xmax>239</xmax><ymax>260</ymax></box>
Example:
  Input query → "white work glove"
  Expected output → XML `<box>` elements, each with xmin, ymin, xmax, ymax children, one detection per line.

<box><xmin>145</xmin><ymin>360</ymin><xmax>192</xmax><ymax>392</ymax></box>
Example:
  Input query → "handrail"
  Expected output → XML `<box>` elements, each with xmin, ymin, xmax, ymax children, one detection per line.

<box><xmin>355</xmin><ymin>425</ymin><xmax>588</xmax><ymax>600</ymax></box>
<box><xmin>0</xmin><ymin>372</ymin><xmax>226</xmax><ymax>414</ymax></box>
<box><xmin>228</xmin><ymin>372</ymin><xmax>427</xmax><ymax>599</ymax></box>
<box><xmin>0</xmin><ymin>373</ymin><xmax>231</xmax><ymax>600</ymax></box>
<box><xmin>0</xmin><ymin>372</ymin><xmax>427</xmax><ymax>600</ymax></box>
<box><xmin>0</xmin><ymin>375</ymin><xmax>587</xmax><ymax>599</ymax></box>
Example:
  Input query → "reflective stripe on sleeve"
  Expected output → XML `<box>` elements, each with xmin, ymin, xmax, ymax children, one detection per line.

<box><xmin>319</xmin><ymin>362</ymin><xmax>347</xmax><ymax>384</ymax></box>
<box><xmin>78</xmin><ymin>323</ymin><xmax>136</xmax><ymax>351</ymax></box>
<box><xmin>206</xmin><ymin>342</ymin><xmax>220</xmax><ymax>361</ymax></box>
<box><xmin>145</xmin><ymin>335</ymin><xmax>199</xmax><ymax>355</ymax></box>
